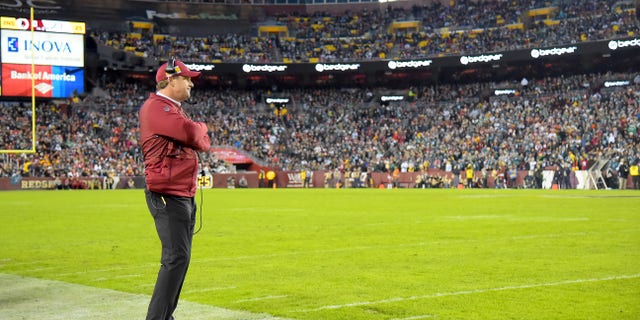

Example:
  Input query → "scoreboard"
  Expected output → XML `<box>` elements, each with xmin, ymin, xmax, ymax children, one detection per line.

<box><xmin>0</xmin><ymin>16</ymin><xmax>85</xmax><ymax>98</ymax></box>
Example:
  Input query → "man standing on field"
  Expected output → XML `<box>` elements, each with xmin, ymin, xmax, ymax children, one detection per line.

<box><xmin>139</xmin><ymin>58</ymin><xmax>211</xmax><ymax>320</ymax></box>
<box><xmin>630</xmin><ymin>160</ymin><xmax>640</xmax><ymax>189</ymax></box>
<box><xmin>617</xmin><ymin>158</ymin><xmax>629</xmax><ymax>189</ymax></box>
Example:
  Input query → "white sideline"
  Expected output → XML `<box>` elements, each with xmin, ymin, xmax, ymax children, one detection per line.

<box><xmin>0</xmin><ymin>273</ymin><xmax>291</xmax><ymax>320</ymax></box>
<box><xmin>295</xmin><ymin>273</ymin><xmax>640</xmax><ymax>312</ymax></box>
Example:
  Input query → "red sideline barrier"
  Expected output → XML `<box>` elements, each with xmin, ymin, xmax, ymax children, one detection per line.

<box><xmin>0</xmin><ymin>177</ymin><xmax>108</xmax><ymax>190</ymax></box>
<box><xmin>4</xmin><ymin>170</ymin><xmax>633</xmax><ymax>190</ymax></box>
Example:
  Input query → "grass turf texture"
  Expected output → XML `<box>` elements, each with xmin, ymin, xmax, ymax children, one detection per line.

<box><xmin>1</xmin><ymin>189</ymin><xmax>639</xmax><ymax>320</ymax></box>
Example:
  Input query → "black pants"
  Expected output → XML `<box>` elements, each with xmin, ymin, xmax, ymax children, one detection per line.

<box><xmin>145</xmin><ymin>189</ymin><xmax>196</xmax><ymax>320</ymax></box>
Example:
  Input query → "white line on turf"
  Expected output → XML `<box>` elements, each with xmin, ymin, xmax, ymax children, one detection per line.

<box><xmin>183</xmin><ymin>286</ymin><xmax>238</xmax><ymax>294</ymax></box>
<box><xmin>0</xmin><ymin>273</ymin><xmax>291</xmax><ymax>320</ymax></box>
<box><xmin>192</xmin><ymin>229</ymin><xmax>635</xmax><ymax>263</ymax></box>
<box><xmin>93</xmin><ymin>274</ymin><xmax>142</xmax><ymax>281</ymax></box>
<box><xmin>390</xmin><ymin>315</ymin><xmax>438</xmax><ymax>320</ymax></box>
<box><xmin>14</xmin><ymin>228</ymin><xmax>635</xmax><ymax>277</ymax></box>
<box><xmin>17</xmin><ymin>266</ymin><xmax>62</xmax><ymax>272</ymax></box>
<box><xmin>443</xmin><ymin>214</ymin><xmax>504</xmax><ymax>220</ymax></box>
<box><xmin>442</xmin><ymin>215</ymin><xmax>589</xmax><ymax>222</ymax></box>
<box><xmin>0</xmin><ymin>259</ymin><xmax>52</xmax><ymax>266</ymax></box>
<box><xmin>228</xmin><ymin>207</ymin><xmax>304</xmax><ymax>213</ymax></box>
<box><xmin>233</xmin><ymin>295</ymin><xmax>289</xmax><ymax>303</ymax></box>
<box><xmin>294</xmin><ymin>273</ymin><xmax>640</xmax><ymax>312</ymax></box>
<box><xmin>52</xmin><ymin>263</ymin><xmax>157</xmax><ymax>277</ymax></box>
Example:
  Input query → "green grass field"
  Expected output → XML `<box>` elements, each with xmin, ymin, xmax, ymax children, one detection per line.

<box><xmin>1</xmin><ymin>189</ymin><xmax>639</xmax><ymax>320</ymax></box>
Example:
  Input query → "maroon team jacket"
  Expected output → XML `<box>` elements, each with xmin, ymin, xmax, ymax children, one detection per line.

<box><xmin>139</xmin><ymin>93</ymin><xmax>211</xmax><ymax>197</ymax></box>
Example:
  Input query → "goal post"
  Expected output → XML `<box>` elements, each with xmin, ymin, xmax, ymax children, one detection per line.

<box><xmin>0</xmin><ymin>7</ymin><xmax>37</xmax><ymax>155</ymax></box>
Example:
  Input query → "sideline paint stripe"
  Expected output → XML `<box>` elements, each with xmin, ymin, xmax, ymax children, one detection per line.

<box><xmin>295</xmin><ymin>273</ymin><xmax>640</xmax><ymax>312</ymax></box>
<box><xmin>0</xmin><ymin>273</ymin><xmax>291</xmax><ymax>320</ymax></box>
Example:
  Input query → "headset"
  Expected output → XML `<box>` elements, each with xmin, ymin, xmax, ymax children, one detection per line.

<box><xmin>194</xmin><ymin>152</ymin><xmax>205</xmax><ymax>235</ymax></box>
<box><xmin>163</xmin><ymin>56</ymin><xmax>206</xmax><ymax>235</ymax></box>
<box><xmin>165</xmin><ymin>56</ymin><xmax>177</xmax><ymax>76</ymax></box>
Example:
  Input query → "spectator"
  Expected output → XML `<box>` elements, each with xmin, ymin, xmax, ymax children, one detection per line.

<box><xmin>617</xmin><ymin>158</ymin><xmax>629</xmax><ymax>189</ymax></box>
<box><xmin>630</xmin><ymin>160</ymin><xmax>640</xmax><ymax>189</ymax></box>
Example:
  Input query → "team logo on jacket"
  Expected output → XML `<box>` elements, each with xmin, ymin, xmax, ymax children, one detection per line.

<box><xmin>163</xmin><ymin>106</ymin><xmax>170</xmax><ymax>112</ymax></box>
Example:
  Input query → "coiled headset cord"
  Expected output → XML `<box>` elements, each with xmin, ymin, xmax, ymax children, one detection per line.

<box><xmin>194</xmin><ymin>153</ymin><xmax>205</xmax><ymax>235</ymax></box>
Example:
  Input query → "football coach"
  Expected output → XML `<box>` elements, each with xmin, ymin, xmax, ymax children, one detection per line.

<box><xmin>139</xmin><ymin>58</ymin><xmax>211</xmax><ymax>320</ymax></box>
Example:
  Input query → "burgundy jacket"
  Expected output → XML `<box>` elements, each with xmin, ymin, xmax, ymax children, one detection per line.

<box><xmin>139</xmin><ymin>93</ymin><xmax>211</xmax><ymax>197</ymax></box>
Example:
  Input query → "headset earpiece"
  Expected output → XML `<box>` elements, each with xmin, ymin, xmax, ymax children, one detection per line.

<box><xmin>165</xmin><ymin>56</ymin><xmax>177</xmax><ymax>75</ymax></box>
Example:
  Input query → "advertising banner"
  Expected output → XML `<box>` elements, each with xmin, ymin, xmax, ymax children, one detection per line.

<box><xmin>1</xmin><ymin>29</ymin><xmax>84</xmax><ymax>67</ymax></box>
<box><xmin>180</xmin><ymin>37</ymin><xmax>640</xmax><ymax>79</ymax></box>
<box><xmin>0</xmin><ymin>16</ymin><xmax>85</xmax><ymax>34</ymax></box>
<box><xmin>1</xmin><ymin>63</ymin><xmax>84</xmax><ymax>98</ymax></box>
<box><xmin>0</xmin><ymin>176</ymin><xmax>104</xmax><ymax>190</ymax></box>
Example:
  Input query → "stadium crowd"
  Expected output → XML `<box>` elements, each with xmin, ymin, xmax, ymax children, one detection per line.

<box><xmin>93</xmin><ymin>0</ymin><xmax>639</xmax><ymax>63</ymax></box>
<box><xmin>1</xmin><ymin>0</ymin><xmax>639</xmax><ymax>188</ymax></box>
<box><xmin>1</xmin><ymin>71</ymin><xmax>639</xmax><ymax>189</ymax></box>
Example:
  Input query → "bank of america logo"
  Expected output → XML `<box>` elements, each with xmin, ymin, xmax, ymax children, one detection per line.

<box><xmin>35</xmin><ymin>83</ymin><xmax>54</xmax><ymax>94</ymax></box>
<box><xmin>7</xmin><ymin>37</ymin><xmax>19</xmax><ymax>52</ymax></box>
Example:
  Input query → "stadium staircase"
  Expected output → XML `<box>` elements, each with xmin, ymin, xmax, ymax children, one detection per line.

<box><xmin>587</xmin><ymin>158</ymin><xmax>610</xmax><ymax>190</ymax></box>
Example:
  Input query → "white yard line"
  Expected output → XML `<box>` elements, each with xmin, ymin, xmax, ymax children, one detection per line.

<box><xmin>0</xmin><ymin>273</ymin><xmax>291</xmax><ymax>320</ymax></box>
<box><xmin>443</xmin><ymin>215</ymin><xmax>590</xmax><ymax>222</ymax></box>
<box><xmin>92</xmin><ymin>274</ymin><xmax>142</xmax><ymax>281</ymax></box>
<box><xmin>233</xmin><ymin>295</ymin><xmax>289</xmax><ymax>303</ymax></box>
<box><xmin>52</xmin><ymin>264</ymin><xmax>157</xmax><ymax>277</ymax></box>
<box><xmin>15</xmin><ymin>266</ymin><xmax>61</xmax><ymax>273</ymax></box>
<box><xmin>390</xmin><ymin>315</ymin><xmax>438</xmax><ymax>320</ymax></box>
<box><xmin>183</xmin><ymin>286</ymin><xmax>238</xmax><ymax>294</ymax></box>
<box><xmin>294</xmin><ymin>273</ymin><xmax>640</xmax><ymax>313</ymax></box>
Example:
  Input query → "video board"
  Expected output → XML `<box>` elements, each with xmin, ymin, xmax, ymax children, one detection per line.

<box><xmin>0</xmin><ymin>16</ymin><xmax>85</xmax><ymax>98</ymax></box>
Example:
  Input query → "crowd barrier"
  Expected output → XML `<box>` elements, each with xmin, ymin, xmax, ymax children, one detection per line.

<box><xmin>0</xmin><ymin>176</ymin><xmax>146</xmax><ymax>191</ymax></box>
<box><xmin>2</xmin><ymin>170</ymin><xmax>629</xmax><ymax>190</ymax></box>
